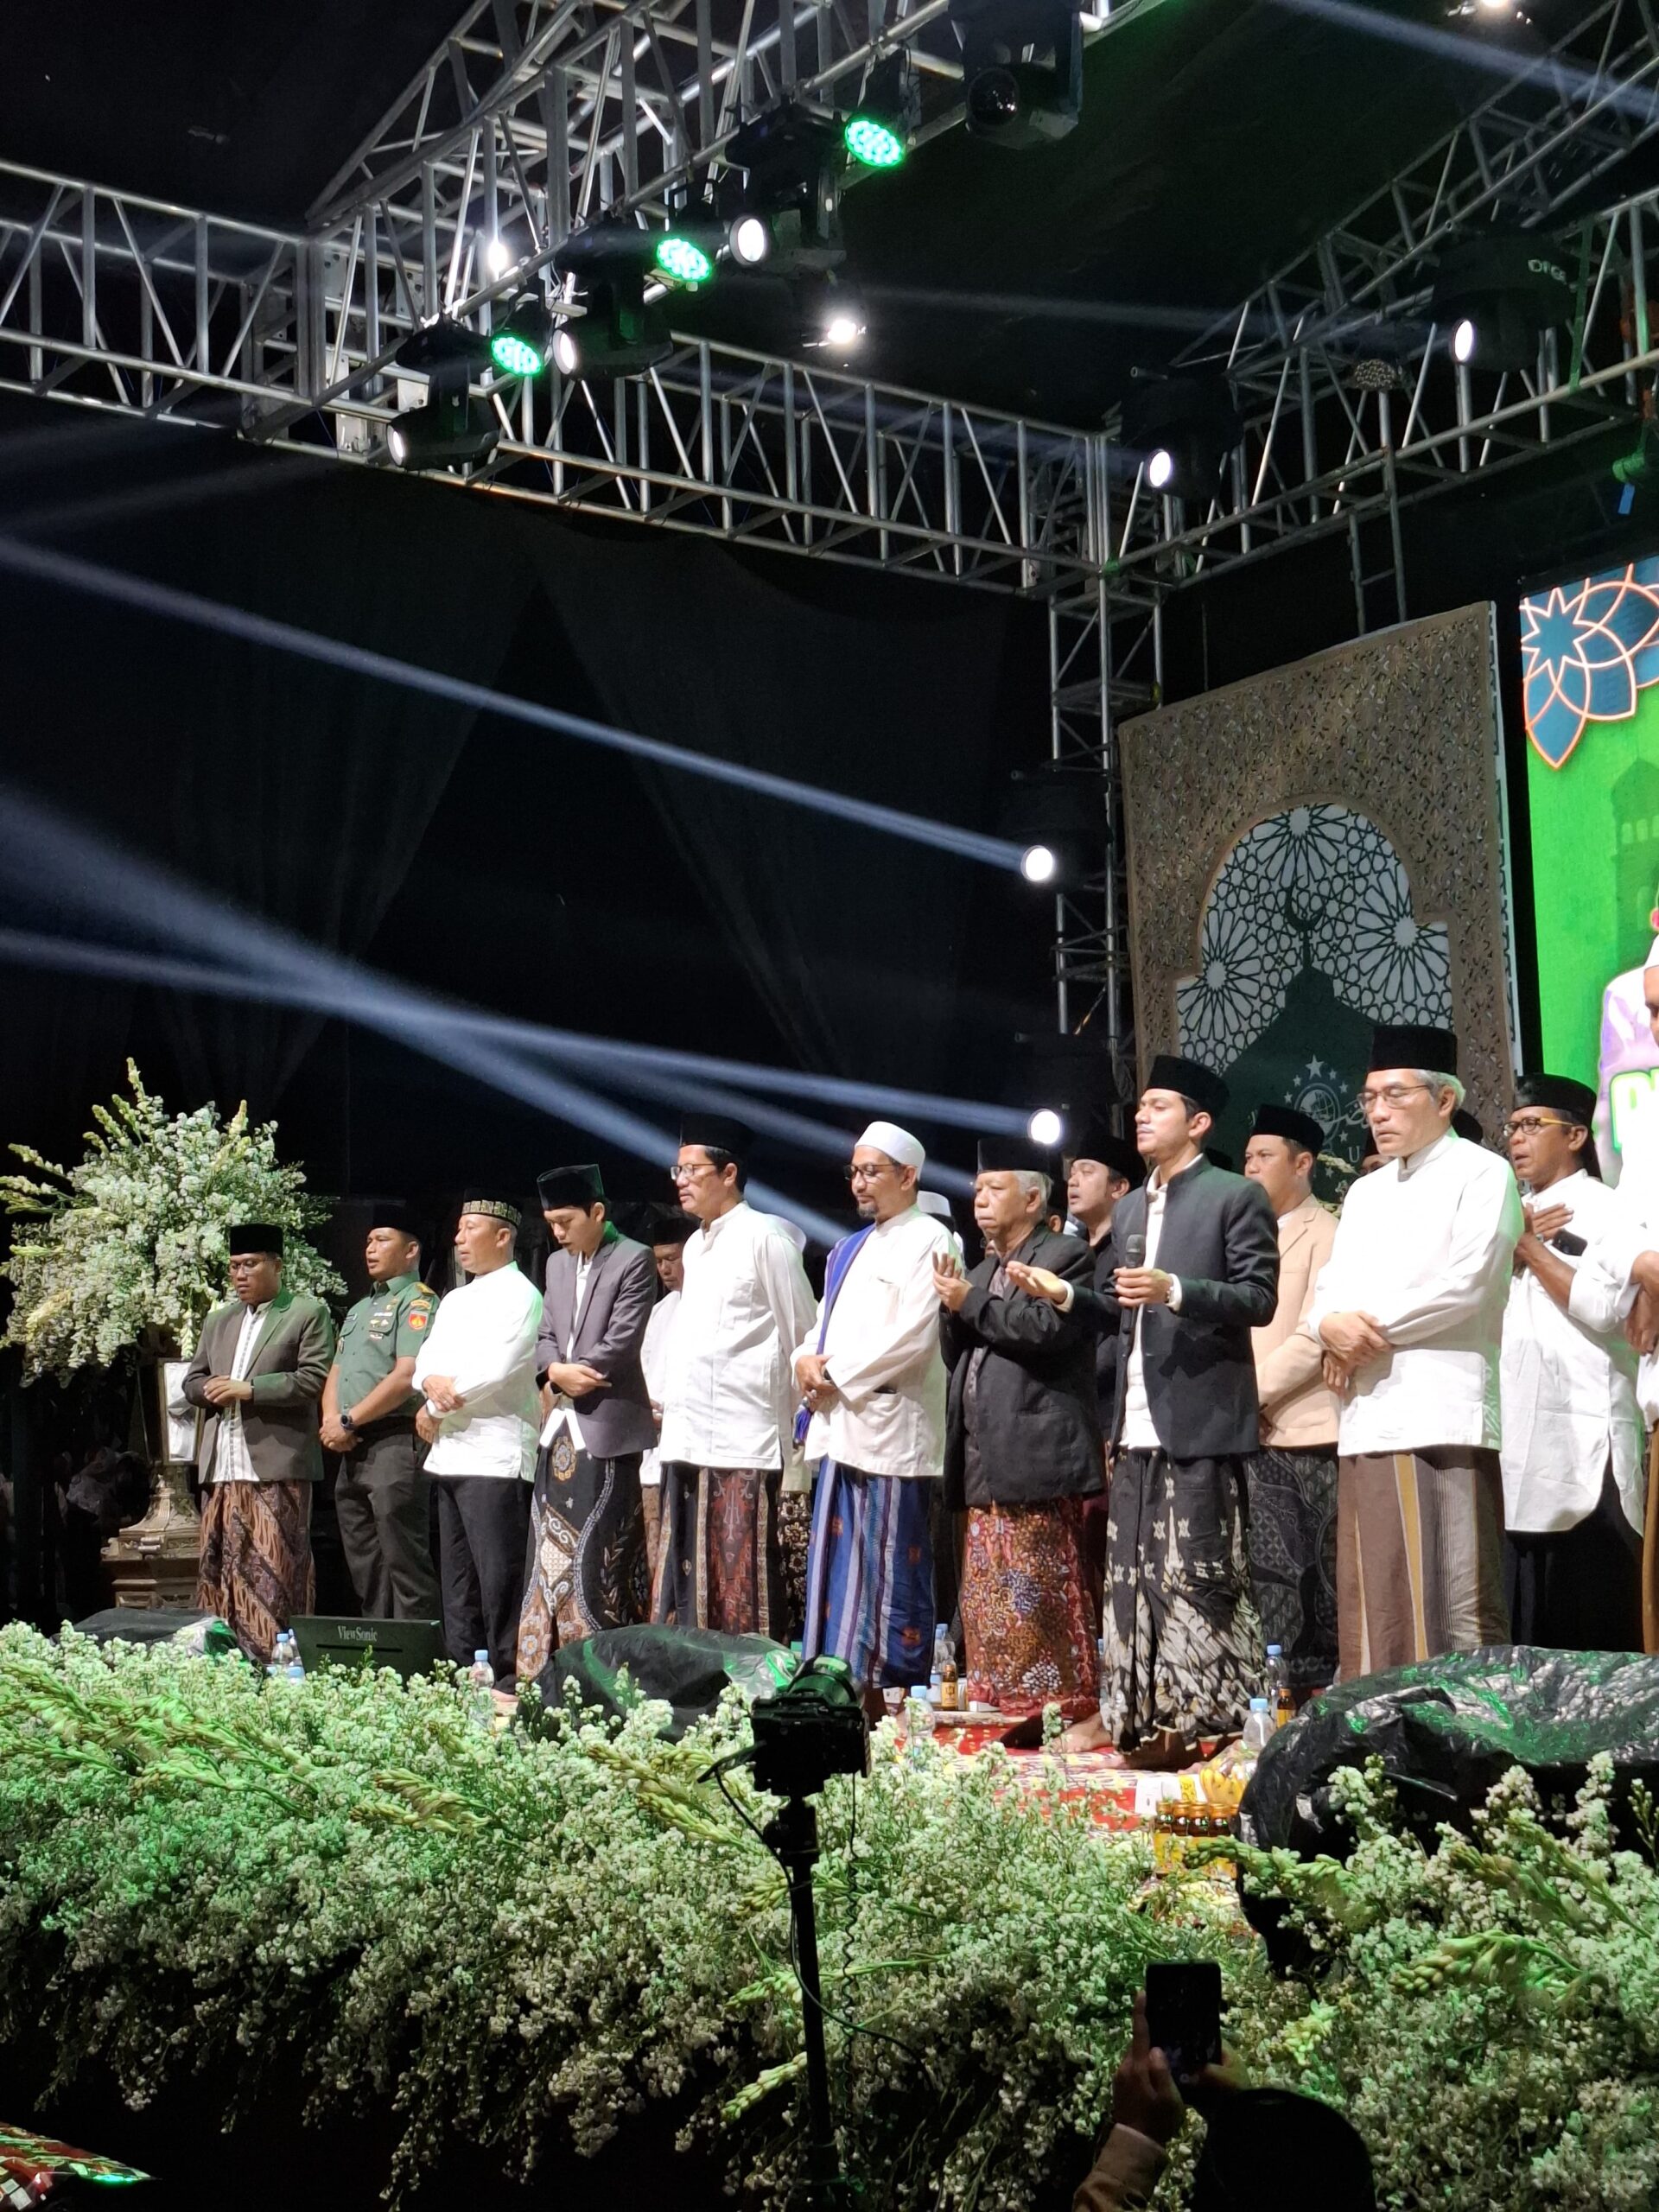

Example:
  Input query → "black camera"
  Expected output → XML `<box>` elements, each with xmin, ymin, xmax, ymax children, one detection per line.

<box><xmin>748</xmin><ymin>1656</ymin><xmax>870</xmax><ymax>1799</ymax></box>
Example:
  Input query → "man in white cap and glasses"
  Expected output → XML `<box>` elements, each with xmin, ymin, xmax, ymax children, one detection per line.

<box><xmin>796</xmin><ymin>1121</ymin><xmax>954</xmax><ymax>1700</ymax></box>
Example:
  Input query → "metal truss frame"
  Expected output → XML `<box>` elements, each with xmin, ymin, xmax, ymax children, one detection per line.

<box><xmin>1131</xmin><ymin>0</ymin><xmax>1659</xmax><ymax>592</ymax></box>
<box><xmin>8</xmin><ymin>0</ymin><xmax>1659</xmax><ymax>1091</ymax></box>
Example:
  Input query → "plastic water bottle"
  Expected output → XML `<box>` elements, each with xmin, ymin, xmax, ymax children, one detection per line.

<box><xmin>906</xmin><ymin>1685</ymin><xmax>936</xmax><ymax>1752</ymax></box>
<box><xmin>1241</xmin><ymin>1697</ymin><xmax>1274</xmax><ymax>1753</ymax></box>
<box><xmin>284</xmin><ymin>1652</ymin><xmax>306</xmax><ymax>1683</ymax></box>
<box><xmin>268</xmin><ymin>1630</ymin><xmax>297</xmax><ymax>1679</ymax></box>
<box><xmin>467</xmin><ymin>1650</ymin><xmax>496</xmax><ymax>1726</ymax></box>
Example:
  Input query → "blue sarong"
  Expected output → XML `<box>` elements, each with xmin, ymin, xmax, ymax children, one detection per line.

<box><xmin>802</xmin><ymin>1460</ymin><xmax>936</xmax><ymax>1691</ymax></box>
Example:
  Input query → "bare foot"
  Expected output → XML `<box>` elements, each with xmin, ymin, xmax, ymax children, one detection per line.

<box><xmin>1060</xmin><ymin>1711</ymin><xmax>1111</xmax><ymax>1753</ymax></box>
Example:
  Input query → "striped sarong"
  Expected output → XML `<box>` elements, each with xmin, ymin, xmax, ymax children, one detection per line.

<box><xmin>1337</xmin><ymin>1447</ymin><xmax>1510</xmax><ymax>1678</ymax></box>
<box><xmin>196</xmin><ymin>1479</ymin><xmax>315</xmax><ymax>1666</ymax></box>
<box><xmin>802</xmin><ymin>1462</ymin><xmax>935</xmax><ymax>1691</ymax></box>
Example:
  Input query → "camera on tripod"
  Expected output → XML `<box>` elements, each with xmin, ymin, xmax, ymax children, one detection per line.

<box><xmin>747</xmin><ymin>1655</ymin><xmax>869</xmax><ymax>1800</ymax></box>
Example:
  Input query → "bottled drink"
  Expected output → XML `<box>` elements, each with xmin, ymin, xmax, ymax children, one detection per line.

<box><xmin>284</xmin><ymin>1654</ymin><xmax>306</xmax><ymax>1683</ymax></box>
<box><xmin>906</xmin><ymin>1686</ymin><xmax>936</xmax><ymax>1750</ymax></box>
<box><xmin>467</xmin><ymin>1650</ymin><xmax>496</xmax><ymax>1727</ymax></box>
<box><xmin>1264</xmin><ymin>1644</ymin><xmax>1294</xmax><ymax>1730</ymax></box>
<box><xmin>268</xmin><ymin>1630</ymin><xmax>297</xmax><ymax>1679</ymax></box>
<box><xmin>1241</xmin><ymin>1697</ymin><xmax>1274</xmax><ymax>1753</ymax></box>
<box><xmin>938</xmin><ymin>1644</ymin><xmax>959</xmax><ymax>1713</ymax></box>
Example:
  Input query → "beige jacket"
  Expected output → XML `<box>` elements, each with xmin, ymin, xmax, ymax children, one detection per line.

<box><xmin>1252</xmin><ymin>1194</ymin><xmax>1339</xmax><ymax>1450</ymax></box>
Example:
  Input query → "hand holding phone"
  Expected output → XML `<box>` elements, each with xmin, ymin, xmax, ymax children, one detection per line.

<box><xmin>1144</xmin><ymin>1961</ymin><xmax>1222</xmax><ymax>2085</ymax></box>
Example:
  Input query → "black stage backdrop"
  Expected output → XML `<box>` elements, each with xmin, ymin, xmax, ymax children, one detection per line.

<box><xmin>0</xmin><ymin>393</ymin><xmax>1049</xmax><ymax>1237</ymax></box>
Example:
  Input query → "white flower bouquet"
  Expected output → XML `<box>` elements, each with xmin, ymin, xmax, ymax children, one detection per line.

<box><xmin>1</xmin><ymin>1059</ymin><xmax>344</xmax><ymax>1379</ymax></box>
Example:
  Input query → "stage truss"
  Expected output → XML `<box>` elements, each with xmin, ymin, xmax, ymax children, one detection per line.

<box><xmin>3</xmin><ymin>0</ymin><xmax>1659</xmax><ymax>1093</ymax></box>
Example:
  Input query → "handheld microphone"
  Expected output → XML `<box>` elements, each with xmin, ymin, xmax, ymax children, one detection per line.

<box><xmin>1122</xmin><ymin>1234</ymin><xmax>1147</xmax><ymax>1268</ymax></box>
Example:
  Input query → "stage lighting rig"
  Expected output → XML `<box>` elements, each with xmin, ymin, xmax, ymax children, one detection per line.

<box><xmin>799</xmin><ymin>274</ymin><xmax>868</xmax><ymax>353</ymax></box>
<box><xmin>1430</xmin><ymin>230</ymin><xmax>1574</xmax><ymax>370</ymax></box>
<box><xmin>950</xmin><ymin>0</ymin><xmax>1084</xmax><ymax>149</ymax></box>
<box><xmin>1122</xmin><ymin>374</ymin><xmax>1242</xmax><ymax>503</ymax></box>
<box><xmin>489</xmin><ymin>290</ymin><xmax>555</xmax><ymax>377</ymax></box>
<box><xmin>842</xmin><ymin>54</ymin><xmax>917</xmax><ymax>169</ymax></box>
<box><xmin>717</xmin><ymin>105</ymin><xmax>847</xmax><ymax>276</ymax></box>
<box><xmin>385</xmin><ymin>316</ymin><xmax>500</xmax><ymax>472</ymax></box>
<box><xmin>1001</xmin><ymin>762</ymin><xmax>1105</xmax><ymax>889</ymax></box>
<box><xmin>1011</xmin><ymin>1030</ymin><xmax>1126</xmax><ymax>1150</ymax></box>
<box><xmin>550</xmin><ymin>225</ymin><xmax>679</xmax><ymax>379</ymax></box>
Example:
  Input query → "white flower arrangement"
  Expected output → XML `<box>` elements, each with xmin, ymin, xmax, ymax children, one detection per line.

<box><xmin>1</xmin><ymin>1059</ymin><xmax>344</xmax><ymax>1379</ymax></box>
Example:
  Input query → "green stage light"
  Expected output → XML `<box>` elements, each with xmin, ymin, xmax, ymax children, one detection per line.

<box><xmin>489</xmin><ymin>292</ymin><xmax>553</xmax><ymax>377</ymax></box>
<box><xmin>843</xmin><ymin>113</ymin><xmax>906</xmax><ymax>168</ymax></box>
<box><xmin>490</xmin><ymin>328</ymin><xmax>545</xmax><ymax>376</ymax></box>
<box><xmin>655</xmin><ymin>234</ymin><xmax>712</xmax><ymax>285</ymax></box>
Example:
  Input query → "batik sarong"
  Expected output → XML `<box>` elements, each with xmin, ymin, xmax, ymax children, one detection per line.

<box><xmin>1101</xmin><ymin>1450</ymin><xmax>1262</xmax><ymax>1751</ymax></box>
<box><xmin>650</xmin><ymin>1463</ymin><xmax>785</xmax><ymax>1636</ymax></box>
<box><xmin>779</xmin><ymin>1475</ymin><xmax>814</xmax><ymax>1644</ymax></box>
<box><xmin>1243</xmin><ymin>1446</ymin><xmax>1339</xmax><ymax>1692</ymax></box>
<box><xmin>959</xmin><ymin>1496</ymin><xmax>1099</xmax><ymax>1719</ymax></box>
<box><xmin>802</xmin><ymin>1462</ymin><xmax>935</xmax><ymax>1690</ymax></box>
<box><xmin>196</xmin><ymin>1478</ymin><xmax>315</xmax><ymax>1666</ymax></box>
<box><xmin>1338</xmin><ymin>1447</ymin><xmax>1509</xmax><ymax>1677</ymax></box>
<box><xmin>515</xmin><ymin>1433</ymin><xmax>648</xmax><ymax>1682</ymax></box>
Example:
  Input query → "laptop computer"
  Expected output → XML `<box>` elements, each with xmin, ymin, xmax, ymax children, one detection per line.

<box><xmin>289</xmin><ymin>1615</ymin><xmax>444</xmax><ymax>1681</ymax></box>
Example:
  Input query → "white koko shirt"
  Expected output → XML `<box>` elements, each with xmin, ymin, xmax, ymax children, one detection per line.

<box><xmin>413</xmin><ymin>1261</ymin><xmax>543</xmax><ymax>1480</ymax></box>
<box><xmin>1500</xmin><ymin>1171</ymin><xmax>1645</xmax><ymax>1535</ymax></box>
<box><xmin>1117</xmin><ymin>1158</ymin><xmax>1190</xmax><ymax>1452</ymax></box>
<box><xmin>658</xmin><ymin>1201</ymin><xmax>818</xmax><ymax>1471</ymax></box>
<box><xmin>213</xmin><ymin>1300</ymin><xmax>270</xmax><ymax>1484</ymax></box>
<box><xmin>1305</xmin><ymin>1129</ymin><xmax>1523</xmax><ymax>1455</ymax></box>
<box><xmin>794</xmin><ymin>1206</ymin><xmax>953</xmax><ymax>1479</ymax></box>
<box><xmin>639</xmin><ymin>1287</ymin><xmax>681</xmax><ymax>1488</ymax></box>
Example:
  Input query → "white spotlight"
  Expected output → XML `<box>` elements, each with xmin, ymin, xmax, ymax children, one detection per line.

<box><xmin>551</xmin><ymin>328</ymin><xmax>580</xmax><ymax>377</ymax></box>
<box><xmin>1027</xmin><ymin>1107</ymin><xmax>1065</xmax><ymax>1148</ymax></box>
<box><xmin>485</xmin><ymin>234</ymin><xmax>512</xmax><ymax>279</ymax></box>
<box><xmin>386</xmin><ymin>422</ymin><xmax>410</xmax><ymax>466</ymax></box>
<box><xmin>823</xmin><ymin>311</ymin><xmax>864</xmax><ymax>350</ymax></box>
<box><xmin>1452</xmin><ymin>317</ymin><xmax>1478</xmax><ymax>364</ymax></box>
<box><xmin>1147</xmin><ymin>446</ymin><xmax>1175</xmax><ymax>491</ymax></box>
<box><xmin>1020</xmin><ymin>842</ymin><xmax>1058</xmax><ymax>885</ymax></box>
<box><xmin>729</xmin><ymin>214</ymin><xmax>772</xmax><ymax>266</ymax></box>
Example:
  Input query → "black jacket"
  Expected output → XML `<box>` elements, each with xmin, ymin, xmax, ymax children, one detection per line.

<box><xmin>940</xmin><ymin>1224</ymin><xmax>1103</xmax><ymax>1510</ymax></box>
<box><xmin>1090</xmin><ymin>1232</ymin><xmax>1120</xmax><ymax>1431</ymax></box>
<box><xmin>1088</xmin><ymin>1156</ymin><xmax>1279</xmax><ymax>1460</ymax></box>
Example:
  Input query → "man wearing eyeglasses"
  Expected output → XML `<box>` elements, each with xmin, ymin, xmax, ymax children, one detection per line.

<box><xmin>1497</xmin><ymin>1076</ymin><xmax>1644</xmax><ymax>1651</ymax></box>
<box><xmin>794</xmin><ymin>1122</ymin><xmax>953</xmax><ymax>1699</ymax></box>
<box><xmin>1306</xmin><ymin>1025</ymin><xmax>1522</xmax><ymax>1676</ymax></box>
<box><xmin>652</xmin><ymin>1113</ymin><xmax>818</xmax><ymax>1637</ymax></box>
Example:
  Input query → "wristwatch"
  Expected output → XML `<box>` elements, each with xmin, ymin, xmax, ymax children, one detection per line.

<box><xmin>340</xmin><ymin>1409</ymin><xmax>357</xmax><ymax>1433</ymax></box>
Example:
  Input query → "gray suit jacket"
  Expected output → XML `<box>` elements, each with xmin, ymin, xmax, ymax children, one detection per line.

<box><xmin>534</xmin><ymin>1232</ymin><xmax>658</xmax><ymax>1459</ymax></box>
<box><xmin>183</xmin><ymin>1287</ymin><xmax>335</xmax><ymax>1484</ymax></box>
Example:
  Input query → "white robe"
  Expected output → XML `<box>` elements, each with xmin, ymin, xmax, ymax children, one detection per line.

<box><xmin>413</xmin><ymin>1262</ymin><xmax>543</xmax><ymax>1480</ymax></box>
<box><xmin>793</xmin><ymin>1207</ymin><xmax>952</xmax><ymax>1480</ymax></box>
<box><xmin>658</xmin><ymin>1202</ymin><xmax>818</xmax><ymax>1471</ymax></box>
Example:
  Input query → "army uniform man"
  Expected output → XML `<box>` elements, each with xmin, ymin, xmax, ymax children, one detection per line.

<box><xmin>321</xmin><ymin>1207</ymin><xmax>442</xmax><ymax>1620</ymax></box>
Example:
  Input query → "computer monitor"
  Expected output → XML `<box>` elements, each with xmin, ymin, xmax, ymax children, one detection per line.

<box><xmin>289</xmin><ymin>1615</ymin><xmax>444</xmax><ymax>1681</ymax></box>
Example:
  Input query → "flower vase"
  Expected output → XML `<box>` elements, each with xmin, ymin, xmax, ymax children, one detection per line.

<box><xmin>102</xmin><ymin>1333</ymin><xmax>203</xmax><ymax>1610</ymax></box>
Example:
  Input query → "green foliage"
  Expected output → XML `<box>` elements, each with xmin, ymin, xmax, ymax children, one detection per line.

<box><xmin>7</xmin><ymin>1637</ymin><xmax>1653</xmax><ymax>2211</ymax></box>
<box><xmin>0</xmin><ymin>1060</ymin><xmax>344</xmax><ymax>1377</ymax></box>
<box><xmin>0</xmin><ymin>1628</ymin><xmax>1258</xmax><ymax>2209</ymax></box>
<box><xmin>1217</xmin><ymin>1757</ymin><xmax>1659</xmax><ymax>2211</ymax></box>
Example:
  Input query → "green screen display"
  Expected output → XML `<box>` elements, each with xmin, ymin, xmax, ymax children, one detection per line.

<box><xmin>1521</xmin><ymin>559</ymin><xmax>1659</xmax><ymax>1179</ymax></box>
